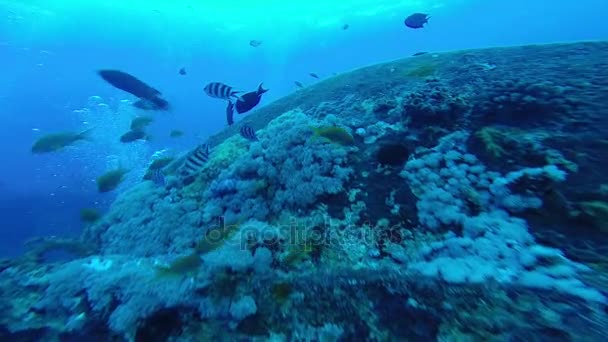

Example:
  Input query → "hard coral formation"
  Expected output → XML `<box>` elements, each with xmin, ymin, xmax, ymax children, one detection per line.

<box><xmin>84</xmin><ymin>182</ymin><xmax>203</xmax><ymax>256</ymax></box>
<box><xmin>402</xmin><ymin>131</ymin><xmax>602</xmax><ymax>302</ymax></box>
<box><xmin>402</xmin><ymin>81</ymin><xmax>469</xmax><ymax>134</ymax></box>
<box><xmin>3</xmin><ymin>41</ymin><xmax>608</xmax><ymax>342</ymax></box>
<box><xmin>202</xmin><ymin>110</ymin><xmax>354</xmax><ymax>222</ymax></box>
<box><xmin>476</xmin><ymin>79</ymin><xmax>578</xmax><ymax>126</ymax></box>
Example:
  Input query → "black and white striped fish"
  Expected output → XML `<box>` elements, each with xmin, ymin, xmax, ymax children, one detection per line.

<box><xmin>204</xmin><ymin>82</ymin><xmax>242</xmax><ymax>101</ymax></box>
<box><xmin>239</xmin><ymin>125</ymin><xmax>258</xmax><ymax>141</ymax></box>
<box><xmin>180</xmin><ymin>143</ymin><xmax>210</xmax><ymax>178</ymax></box>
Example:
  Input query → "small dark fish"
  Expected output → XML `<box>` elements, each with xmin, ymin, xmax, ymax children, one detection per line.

<box><xmin>226</xmin><ymin>101</ymin><xmax>235</xmax><ymax>126</ymax></box>
<box><xmin>235</xmin><ymin>83</ymin><xmax>269</xmax><ymax>114</ymax></box>
<box><xmin>342</xmin><ymin>24</ymin><xmax>349</xmax><ymax>30</ymax></box>
<box><xmin>97</xmin><ymin>168</ymin><xmax>129</xmax><ymax>193</ymax></box>
<box><xmin>204</xmin><ymin>82</ymin><xmax>242</xmax><ymax>101</ymax></box>
<box><xmin>179</xmin><ymin>67</ymin><xmax>186</xmax><ymax>75</ymax></box>
<box><xmin>294</xmin><ymin>81</ymin><xmax>304</xmax><ymax>88</ymax></box>
<box><xmin>170</xmin><ymin>129</ymin><xmax>184</xmax><ymax>138</ymax></box>
<box><xmin>404</xmin><ymin>13</ymin><xmax>429</xmax><ymax>29</ymax></box>
<box><xmin>130</xmin><ymin>116</ymin><xmax>154</xmax><ymax>130</ymax></box>
<box><xmin>80</xmin><ymin>208</ymin><xmax>101</xmax><ymax>223</ymax></box>
<box><xmin>239</xmin><ymin>125</ymin><xmax>258</xmax><ymax>141</ymax></box>
<box><xmin>120</xmin><ymin>129</ymin><xmax>147</xmax><ymax>143</ymax></box>
<box><xmin>309</xmin><ymin>73</ymin><xmax>319</xmax><ymax>79</ymax></box>
<box><xmin>412</xmin><ymin>51</ymin><xmax>428</xmax><ymax>56</ymax></box>
<box><xmin>151</xmin><ymin>169</ymin><xmax>166</xmax><ymax>186</ymax></box>
<box><xmin>249</xmin><ymin>40</ymin><xmax>262</xmax><ymax>47</ymax></box>
<box><xmin>31</xmin><ymin>129</ymin><xmax>91</xmax><ymax>154</ymax></box>
<box><xmin>98</xmin><ymin>69</ymin><xmax>169</xmax><ymax>110</ymax></box>
<box><xmin>180</xmin><ymin>143</ymin><xmax>210</xmax><ymax>178</ymax></box>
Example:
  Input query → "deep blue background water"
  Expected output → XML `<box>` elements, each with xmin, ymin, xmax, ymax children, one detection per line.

<box><xmin>0</xmin><ymin>0</ymin><xmax>607</xmax><ymax>257</ymax></box>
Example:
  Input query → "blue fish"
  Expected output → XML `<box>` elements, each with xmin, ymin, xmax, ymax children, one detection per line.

<box><xmin>235</xmin><ymin>83</ymin><xmax>268</xmax><ymax>114</ymax></box>
<box><xmin>239</xmin><ymin>125</ymin><xmax>258</xmax><ymax>141</ymax></box>
<box><xmin>404</xmin><ymin>13</ymin><xmax>429</xmax><ymax>29</ymax></box>
<box><xmin>98</xmin><ymin>70</ymin><xmax>169</xmax><ymax>110</ymax></box>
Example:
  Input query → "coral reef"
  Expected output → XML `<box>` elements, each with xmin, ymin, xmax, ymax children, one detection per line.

<box><xmin>474</xmin><ymin>79</ymin><xmax>579</xmax><ymax>127</ymax></box>
<box><xmin>2</xmin><ymin>41</ymin><xmax>608</xmax><ymax>341</ymax></box>
<box><xmin>201</xmin><ymin>110</ymin><xmax>354</xmax><ymax>222</ymax></box>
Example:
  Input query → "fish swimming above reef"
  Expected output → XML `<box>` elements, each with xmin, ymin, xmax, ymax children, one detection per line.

<box><xmin>179</xmin><ymin>67</ymin><xmax>186</xmax><ymax>75</ymax></box>
<box><xmin>249</xmin><ymin>40</ymin><xmax>262</xmax><ymax>47</ymax></box>
<box><xmin>180</xmin><ymin>143</ymin><xmax>210</xmax><ymax>178</ymax></box>
<box><xmin>120</xmin><ymin>129</ymin><xmax>148</xmax><ymax>143</ymax></box>
<box><xmin>96</xmin><ymin>168</ymin><xmax>129</xmax><ymax>193</ymax></box>
<box><xmin>226</xmin><ymin>101</ymin><xmax>235</xmax><ymax>126</ymax></box>
<box><xmin>309</xmin><ymin>73</ymin><xmax>319</xmax><ymax>79</ymax></box>
<box><xmin>312</xmin><ymin>126</ymin><xmax>355</xmax><ymax>146</ymax></box>
<box><xmin>98</xmin><ymin>69</ymin><xmax>160</xmax><ymax>98</ymax></box>
<box><xmin>404</xmin><ymin>13</ymin><xmax>430</xmax><ymax>29</ymax></box>
<box><xmin>240</xmin><ymin>125</ymin><xmax>258</xmax><ymax>141</ymax></box>
<box><xmin>204</xmin><ymin>82</ymin><xmax>242</xmax><ymax>101</ymax></box>
<box><xmin>97</xmin><ymin>69</ymin><xmax>169</xmax><ymax>110</ymax></box>
<box><xmin>235</xmin><ymin>83</ymin><xmax>268</xmax><ymax>114</ymax></box>
<box><xmin>342</xmin><ymin>24</ymin><xmax>349</xmax><ymax>30</ymax></box>
<box><xmin>294</xmin><ymin>81</ymin><xmax>304</xmax><ymax>88</ymax></box>
<box><xmin>412</xmin><ymin>51</ymin><xmax>428</xmax><ymax>56</ymax></box>
<box><xmin>130</xmin><ymin>116</ymin><xmax>154</xmax><ymax>131</ymax></box>
<box><xmin>31</xmin><ymin>129</ymin><xmax>91</xmax><ymax>153</ymax></box>
<box><xmin>80</xmin><ymin>208</ymin><xmax>101</xmax><ymax>224</ymax></box>
<box><xmin>170</xmin><ymin>129</ymin><xmax>184</xmax><ymax>138</ymax></box>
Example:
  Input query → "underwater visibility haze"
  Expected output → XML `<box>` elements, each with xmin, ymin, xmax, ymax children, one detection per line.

<box><xmin>1</xmin><ymin>0</ymin><xmax>608</xmax><ymax>340</ymax></box>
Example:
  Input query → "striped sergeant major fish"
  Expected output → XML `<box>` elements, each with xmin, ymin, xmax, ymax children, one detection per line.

<box><xmin>180</xmin><ymin>143</ymin><xmax>210</xmax><ymax>178</ymax></box>
<box><xmin>239</xmin><ymin>125</ymin><xmax>258</xmax><ymax>141</ymax></box>
<box><xmin>204</xmin><ymin>82</ymin><xmax>242</xmax><ymax>101</ymax></box>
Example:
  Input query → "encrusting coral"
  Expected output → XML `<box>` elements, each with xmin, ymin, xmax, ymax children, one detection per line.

<box><xmin>2</xmin><ymin>41</ymin><xmax>608</xmax><ymax>342</ymax></box>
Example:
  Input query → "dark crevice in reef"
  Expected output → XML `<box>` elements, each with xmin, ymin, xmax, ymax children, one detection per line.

<box><xmin>135</xmin><ymin>307</ymin><xmax>185</xmax><ymax>342</ymax></box>
<box><xmin>376</xmin><ymin>143</ymin><xmax>410</xmax><ymax>167</ymax></box>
